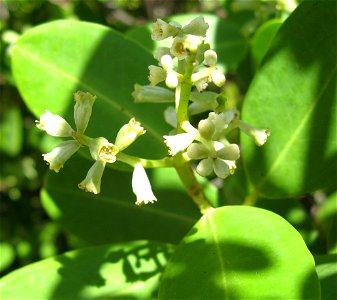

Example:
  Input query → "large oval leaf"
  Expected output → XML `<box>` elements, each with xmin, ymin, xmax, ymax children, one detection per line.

<box><xmin>0</xmin><ymin>241</ymin><xmax>174</xmax><ymax>299</ymax></box>
<box><xmin>241</xmin><ymin>1</ymin><xmax>337</xmax><ymax>197</ymax></box>
<box><xmin>41</xmin><ymin>155</ymin><xmax>200</xmax><ymax>245</ymax></box>
<box><xmin>12</xmin><ymin>20</ymin><xmax>171</xmax><ymax>158</ymax></box>
<box><xmin>159</xmin><ymin>206</ymin><xmax>320</xmax><ymax>299</ymax></box>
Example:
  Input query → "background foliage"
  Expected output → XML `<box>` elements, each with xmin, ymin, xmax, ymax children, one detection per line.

<box><xmin>0</xmin><ymin>0</ymin><xmax>336</xmax><ymax>299</ymax></box>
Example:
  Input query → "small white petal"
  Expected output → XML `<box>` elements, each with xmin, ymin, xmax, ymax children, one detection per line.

<box><xmin>115</xmin><ymin>118</ymin><xmax>146</xmax><ymax>151</ymax></box>
<box><xmin>182</xmin><ymin>16</ymin><xmax>209</xmax><ymax>37</ymax></box>
<box><xmin>148</xmin><ymin>65</ymin><xmax>166</xmax><ymax>86</ymax></box>
<box><xmin>132</xmin><ymin>164</ymin><xmax>157</xmax><ymax>205</ymax></box>
<box><xmin>73</xmin><ymin>91</ymin><xmax>96</xmax><ymax>133</ymax></box>
<box><xmin>164</xmin><ymin>132</ymin><xmax>196</xmax><ymax>156</ymax></box>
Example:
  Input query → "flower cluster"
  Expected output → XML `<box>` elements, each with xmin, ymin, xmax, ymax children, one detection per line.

<box><xmin>133</xmin><ymin>16</ymin><xmax>269</xmax><ymax>180</ymax></box>
<box><xmin>36</xmin><ymin>91</ymin><xmax>156</xmax><ymax>205</ymax></box>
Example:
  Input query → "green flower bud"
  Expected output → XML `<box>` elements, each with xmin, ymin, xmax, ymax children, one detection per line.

<box><xmin>182</xmin><ymin>16</ymin><xmax>209</xmax><ymax>37</ymax></box>
<box><xmin>187</xmin><ymin>142</ymin><xmax>209</xmax><ymax>159</ymax></box>
<box><xmin>43</xmin><ymin>140</ymin><xmax>81</xmax><ymax>173</ymax></box>
<box><xmin>196</xmin><ymin>158</ymin><xmax>213</xmax><ymax>177</ymax></box>
<box><xmin>132</xmin><ymin>163</ymin><xmax>157</xmax><ymax>205</ymax></box>
<box><xmin>213</xmin><ymin>158</ymin><xmax>230</xmax><ymax>179</ymax></box>
<box><xmin>198</xmin><ymin>119</ymin><xmax>215</xmax><ymax>140</ymax></box>
<box><xmin>132</xmin><ymin>84</ymin><xmax>175</xmax><ymax>103</ymax></box>
<box><xmin>74</xmin><ymin>91</ymin><xmax>96</xmax><ymax>133</ymax></box>
<box><xmin>151</xmin><ymin>19</ymin><xmax>181</xmax><ymax>41</ymax></box>
<box><xmin>115</xmin><ymin>118</ymin><xmax>146</xmax><ymax>151</ymax></box>
<box><xmin>216</xmin><ymin>144</ymin><xmax>240</xmax><ymax>161</ymax></box>
<box><xmin>36</xmin><ymin>110</ymin><xmax>74</xmax><ymax>137</ymax></box>
<box><xmin>164</xmin><ymin>106</ymin><xmax>177</xmax><ymax>128</ymax></box>
<box><xmin>78</xmin><ymin>160</ymin><xmax>106</xmax><ymax>194</ymax></box>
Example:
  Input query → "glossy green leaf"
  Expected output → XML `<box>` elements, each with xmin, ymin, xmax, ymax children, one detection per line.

<box><xmin>159</xmin><ymin>206</ymin><xmax>320</xmax><ymax>299</ymax></box>
<box><xmin>41</xmin><ymin>155</ymin><xmax>200</xmax><ymax>245</ymax></box>
<box><xmin>251</xmin><ymin>19</ymin><xmax>282</xmax><ymax>68</ymax></box>
<box><xmin>0</xmin><ymin>241</ymin><xmax>174</xmax><ymax>299</ymax></box>
<box><xmin>241</xmin><ymin>1</ymin><xmax>337</xmax><ymax>198</ymax></box>
<box><xmin>126</xmin><ymin>14</ymin><xmax>248</xmax><ymax>72</ymax></box>
<box><xmin>315</xmin><ymin>254</ymin><xmax>337</xmax><ymax>300</ymax></box>
<box><xmin>11</xmin><ymin>20</ymin><xmax>171</xmax><ymax>159</ymax></box>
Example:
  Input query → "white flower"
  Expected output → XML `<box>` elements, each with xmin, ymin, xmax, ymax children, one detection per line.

<box><xmin>73</xmin><ymin>91</ymin><xmax>96</xmax><ymax>133</ymax></box>
<box><xmin>115</xmin><ymin>118</ymin><xmax>146</xmax><ymax>151</ymax></box>
<box><xmin>171</xmin><ymin>36</ymin><xmax>188</xmax><ymax>60</ymax></box>
<box><xmin>78</xmin><ymin>160</ymin><xmax>106</xmax><ymax>194</ymax></box>
<box><xmin>154</xmin><ymin>47</ymin><xmax>172</xmax><ymax>62</ymax></box>
<box><xmin>182</xmin><ymin>16</ymin><xmax>209</xmax><ymax>37</ymax></box>
<box><xmin>163</xmin><ymin>132</ymin><xmax>196</xmax><ymax>156</ymax></box>
<box><xmin>236</xmin><ymin>120</ymin><xmax>270</xmax><ymax>146</ymax></box>
<box><xmin>43</xmin><ymin>140</ymin><xmax>81</xmax><ymax>172</ymax></box>
<box><xmin>36</xmin><ymin>110</ymin><xmax>74</xmax><ymax>137</ymax></box>
<box><xmin>194</xmin><ymin>77</ymin><xmax>209</xmax><ymax>92</ymax></box>
<box><xmin>151</xmin><ymin>19</ymin><xmax>180</xmax><ymax>41</ymax></box>
<box><xmin>132</xmin><ymin>163</ymin><xmax>157</xmax><ymax>205</ymax></box>
<box><xmin>160</xmin><ymin>54</ymin><xmax>174</xmax><ymax>71</ymax></box>
<box><xmin>88</xmin><ymin>137</ymin><xmax>119</xmax><ymax>163</ymax></box>
<box><xmin>148</xmin><ymin>65</ymin><xmax>166</xmax><ymax>86</ymax></box>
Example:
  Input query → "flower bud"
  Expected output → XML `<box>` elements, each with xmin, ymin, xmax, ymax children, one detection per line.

<box><xmin>42</xmin><ymin>140</ymin><xmax>81</xmax><ymax>173</ymax></box>
<box><xmin>151</xmin><ymin>19</ymin><xmax>181</xmax><ymax>41</ymax></box>
<box><xmin>184</xmin><ymin>35</ymin><xmax>203</xmax><ymax>53</ymax></box>
<box><xmin>88</xmin><ymin>137</ymin><xmax>119</xmax><ymax>163</ymax></box>
<box><xmin>198</xmin><ymin>119</ymin><xmax>215</xmax><ymax>140</ymax></box>
<box><xmin>161</xmin><ymin>54</ymin><xmax>174</xmax><ymax>71</ymax></box>
<box><xmin>213</xmin><ymin>158</ymin><xmax>231</xmax><ymax>179</ymax></box>
<box><xmin>132</xmin><ymin>163</ymin><xmax>157</xmax><ymax>206</ymax></box>
<box><xmin>132</xmin><ymin>84</ymin><xmax>175</xmax><ymax>103</ymax></box>
<box><xmin>36</xmin><ymin>110</ymin><xmax>74</xmax><ymax>137</ymax></box>
<box><xmin>182</xmin><ymin>16</ymin><xmax>209</xmax><ymax>37</ymax></box>
<box><xmin>187</xmin><ymin>142</ymin><xmax>209</xmax><ymax>160</ymax></box>
<box><xmin>204</xmin><ymin>50</ymin><xmax>217</xmax><ymax>67</ymax></box>
<box><xmin>73</xmin><ymin>91</ymin><xmax>96</xmax><ymax>133</ymax></box>
<box><xmin>216</xmin><ymin>144</ymin><xmax>240</xmax><ymax>161</ymax></box>
<box><xmin>164</xmin><ymin>132</ymin><xmax>196</xmax><ymax>156</ymax></box>
<box><xmin>148</xmin><ymin>65</ymin><xmax>166</xmax><ymax>86</ymax></box>
<box><xmin>196</xmin><ymin>158</ymin><xmax>213</xmax><ymax>177</ymax></box>
<box><xmin>211</xmin><ymin>69</ymin><xmax>226</xmax><ymax>87</ymax></box>
<box><xmin>115</xmin><ymin>118</ymin><xmax>146</xmax><ymax>151</ymax></box>
<box><xmin>164</xmin><ymin>106</ymin><xmax>177</xmax><ymax>128</ymax></box>
<box><xmin>78</xmin><ymin>160</ymin><xmax>106</xmax><ymax>194</ymax></box>
<box><xmin>165</xmin><ymin>71</ymin><xmax>179</xmax><ymax>88</ymax></box>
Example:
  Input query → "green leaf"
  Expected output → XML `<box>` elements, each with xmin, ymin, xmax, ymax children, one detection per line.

<box><xmin>159</xmin><ymin>206</ymin><xmax>320</xmax><ymax>299</ymax></box>
<box><xmin>0</xmin><ymin>241</ymin><xmax>174</xmax><ymax>299</ymax></box>
<box><xmin>251</xmin><ymin>19</ymin><xmax>282</xmax><ymax>69</ymax></box>
<box><xmin>317</xmin><ymin>191</ymin><xmax>337</xmax><ymax>254</ymax></box>
<box><xmin>11</xmin><ymin>20</ymin><xmax>171</xmax><ymax>158</ymax></box>
<box><xmin>126</xmin><ymin>14</ymin><xmax>248</xmax><ymax>72</ymax></box>
<box><xmin>241</xmin><ymin>1</ymin><xmax>337</xmax><ymax>198</ymax></box>
<box><xmin>315</xmin><ymin>254</ymin><xmax>337</xmax><ymax>300</ymax></box>
<box><xmin>41</xmin><ymin>155</ymin><xmax>200</xmax><ymax>245</ymax></box>
<box><xmin>0</xmin><ymin>242</ymin><xmax>15</xmax><ymax>273</ymax></box>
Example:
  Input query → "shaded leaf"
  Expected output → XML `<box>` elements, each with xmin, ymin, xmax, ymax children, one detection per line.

<box><xmin>315</xmin><ymin>254</ymin><xmax>337</xmax><ymax>300</ymax></box>
<box><xmin>159</xmin><ymin>206</ymin><xmax>320</xmax><ymax>299</ymax></box>
<box><xmin>241</xmin><ymin>1</ymin><xmax>337</xmax><ymax>197</ymax></box>
<box><xmin>0</xmin><ymin>241</ymin><xmax>174</xmax><ymax>299</ymax></box>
